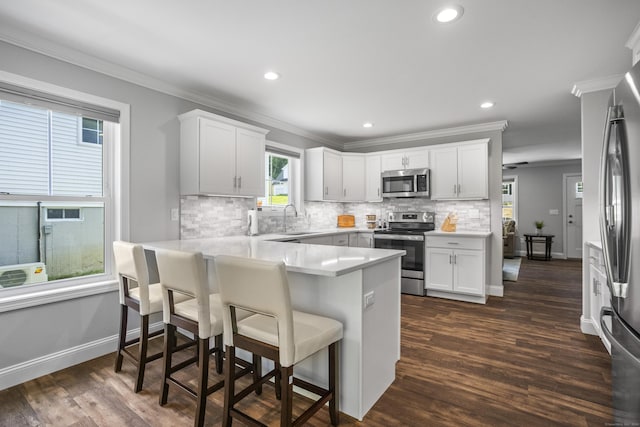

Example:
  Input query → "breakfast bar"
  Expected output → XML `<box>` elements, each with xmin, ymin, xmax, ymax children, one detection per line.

<box><xmin>143</xmin><ymin>236</ymin><xmax>405</xmax><ymax>421</ymax></box>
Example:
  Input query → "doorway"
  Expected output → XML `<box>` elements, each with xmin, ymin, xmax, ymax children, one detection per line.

<box><xmin>563</xmin><ymin>173</ymin><xmax>583</xmax><ymax>259</ymax></box>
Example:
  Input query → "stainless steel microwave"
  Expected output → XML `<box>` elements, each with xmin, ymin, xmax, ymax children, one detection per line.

<box><xmin>381</xmin><ymin>168</ymin><xmax>430</xmax><ymax>198</ymax></box>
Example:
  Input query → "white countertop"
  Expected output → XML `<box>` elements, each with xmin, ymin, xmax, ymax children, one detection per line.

<box><xmin>426</xmin><ymin>230</ymin><xmax>492</xmax><ymax>238</ymax></box>
<box><xmin>143</xmin><ymin>236</ymin><xmax>404</xmax><ymax>277</ymax></box>
<box><xmin>586</xmin><ymin>240</ymin><xmax>603</xmax><ymax>250</ymax></box>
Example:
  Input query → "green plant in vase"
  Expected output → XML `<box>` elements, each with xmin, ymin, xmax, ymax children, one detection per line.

<box><xmin>534</xmin><ymin>220</ymin><xmax>544</xmax><ymax>235</ymax></box>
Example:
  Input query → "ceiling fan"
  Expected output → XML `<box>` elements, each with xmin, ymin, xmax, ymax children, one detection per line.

<box><xmin>502</xmin><ymin>161</ymin><xmax>529</xmax><ymax>170</ymax></box>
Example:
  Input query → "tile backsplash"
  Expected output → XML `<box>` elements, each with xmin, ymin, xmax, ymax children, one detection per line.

<box><xmin>180</xmin><ymin>196</ymin><xmax>491</xmax><ymax>239</ymax></box>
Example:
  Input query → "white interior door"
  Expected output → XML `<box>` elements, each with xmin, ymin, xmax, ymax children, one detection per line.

<box><xmin>565</xmin><ymin>174</ymin><xmax>583</xmax><ymax>258</ymax></box>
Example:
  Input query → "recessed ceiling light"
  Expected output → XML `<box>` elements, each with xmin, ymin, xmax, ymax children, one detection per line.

<box><xmin>264</xmin><ymin>71</ymin><xmax>280</xmax><ymax>80</ymax></box>
<box><xmin>480</xmin><ymin>101</ymin><xmax>495</xmax><ymax>109</ymax></box>
<box><xmin>363</xmin><ymin>122</ymin><xmax>374</xmax><ymax>128</ymax></box>
<box><xmin>434</xmin><ymin>5</ymin><xmax>464</xmax><ymax>23</ymax></box>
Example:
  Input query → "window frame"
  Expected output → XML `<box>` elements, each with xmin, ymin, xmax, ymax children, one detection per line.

<box><xmin>0</xmin><ymin>70</ymin><xmax>130</xmax><ymax>313</ymax></box>
<box><xmin>258</xmin><ymin>141</ymin><xmax>304</xmax><ymax>215</ymax></box>
<box><xmin>502</xmin><ymin>175</ymin><xmax>518</xmax><ymax>226</ymax></box>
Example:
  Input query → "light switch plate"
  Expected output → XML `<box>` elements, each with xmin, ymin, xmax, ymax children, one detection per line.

<box><xmin>364</xmin><ymin>291</ymin><xmax>375</xmax><ymax>308</ymax></box>
<box><xmin>170</xmin><ymin>208</ymin><xmax>179</xmax><ymax>221</ymax></box>
<box><xmin>549</xmin><ymin>209</ymin><xmax>559</xmax><ymax>215</ymax></box>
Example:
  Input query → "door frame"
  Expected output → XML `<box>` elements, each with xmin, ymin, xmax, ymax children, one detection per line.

<box><xmin>562</xmin><ymin>173</ymin><xmax>583</xmax><ymax>259</ymax></box>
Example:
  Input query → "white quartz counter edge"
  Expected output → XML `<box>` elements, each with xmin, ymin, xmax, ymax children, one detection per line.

<box><xmin>143</xmin><ymin>236</ymin><xmax>405</xmax><ymax>278</ymax></box>
<box><xmin>426</xmin><ymin>230</ymin><xmax>492</xmax><ymax>237</ymax></box>
<box><xmin>586</xmin><ymin>240</ymin><xmax>603</xmax><ymax>250</ymax></box>
<box><xmin>258</xmin><ymin>227</ymin><xmax>374</xmax><ymax>242</ymax></box>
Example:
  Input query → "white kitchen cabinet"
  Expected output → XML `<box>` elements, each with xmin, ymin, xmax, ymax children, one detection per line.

<box><xmin>305</xmin><ymin>148</ymin><xmax>367</xmax><ymax>202</ymax></box>
<box><xmin>342</xmin><ymin>154</ymin><xmax>366</xmax><ymax>201</ymax></box>
<box><xmin>587</xmin><ymin>243</ymin><xmax>611</xmax><ymax>353</ymax></box>
<box><xmin>425</xmin><ymin>234</ymin><xmax>488</xmax><ymax>303</ymax></box>
<box><xmin>332</xmin><ymin>233</ymin><xmax>350</xmax><ymax>247</ymax></box>
<box><xmin>430</xmin><ymin>139</ymin><xmax>488</xmax><ymax>200</ymax></box>
<box><xmin>380</xmin><ymin>149</ymin><xmax>429</xmax><ymax>171</ymax></box>
<box><xmin>365</xmin><ymin>155</ymin><xmax>382</xmax><ymax>202</ymax></box>
<box><xmin>349</xmin><ymin>232</ymin><xmax>373</xmax><ymax>248</ymax></box>
<box><xmin>179</xmin><ymin>109</ymin><xmax>268</xmax><ymax>197</ymax></box>
<box><xmin>302</xmin><ymin>235</ymin><xmax>334</xmax><ymax>245</ymax></box>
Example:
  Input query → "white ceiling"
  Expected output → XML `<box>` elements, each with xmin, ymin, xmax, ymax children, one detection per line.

<box><xmin>1</xmin><ymin>0</ymin><xmax>639</xmax><ymax>164</ymax></box>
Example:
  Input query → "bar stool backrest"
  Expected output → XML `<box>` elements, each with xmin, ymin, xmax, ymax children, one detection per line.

<box><xmin>113</xmin><ymin>241</ymin><xmax>151</xmax><ymax>314</ymax></box>
<box><xmin>155</xmin><ymin>249</ymin><xmax>212</xmax><ymax>337</ymax></box>
<box><xmin>214</xmin><ymin>255</ymin><xmax>296</xmax><ymax>366</ymax></box>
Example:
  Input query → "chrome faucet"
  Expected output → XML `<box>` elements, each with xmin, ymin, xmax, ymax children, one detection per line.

<box><xmin>283</xmin><ymin>203</ymin><xmax>298</xmax><ymax>232</ymax></box>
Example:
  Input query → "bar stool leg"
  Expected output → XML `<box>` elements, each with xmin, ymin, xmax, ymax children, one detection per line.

<box><xmin>280</xmin><ymin>365</ymin><xmax>294</xmax><ymax>427</ymax></box>
<box><xmin>134</xmin><ymin>314</ymin><xmax>150</xmax><ymax>392</ymax></box>
<box><xmin>114</xmin><ymin>304</ymin><xmax>128</xmax><ymax>372</ymax></box>
<box><xmin>275</xmin><ymin>361</ymin><xmax>282</xmax><ymax>400</ymax></box>
<box><xmin>253</xmin><ymin>354</ymin><xmax>262</xmax><ymax>395</ymax></box>
<box><xmin>195</xmin><ymin>337</ymin><xmax>209</xmax><ymax>427</ymax></box>
<box><xmin>214</xmin><ymin>335</ymin><xmax>223</xmax><ymax>375</ymax></box>
<box><xmin>159</xmin><ymin>323</ymin><xmax>175</xmax><ymax>406</ymax></box>
<box><xmin>222</xmin><ymin>345</ymin><xmax>236</xmax><ymax>427</ymax></box>
<box><xmin>329</xmin><ymin>342</ymin><xmax>340</xmax><ymax>426</ymax></box>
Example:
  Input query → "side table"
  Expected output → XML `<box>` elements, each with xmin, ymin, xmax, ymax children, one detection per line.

<box><xmin>524</xmin><ymin>234</ymin><xmax>554</xmax><ymax>261</ymax></box>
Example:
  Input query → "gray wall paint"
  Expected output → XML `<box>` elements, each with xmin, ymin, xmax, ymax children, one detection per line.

<box><xmin>0</xmin><ymin>40</ymin><xmax>324</xmax><ymax>376</ymax></box>
<box><xmin>505</xmin><ymin>161</ymin><xmax>582</xmax><ymax>255</ymax></box>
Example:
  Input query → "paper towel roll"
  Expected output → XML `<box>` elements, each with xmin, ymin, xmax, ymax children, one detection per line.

<box><xmin>247</xmin><ymin>209</ymin><xmax>259</xmax><ymax>236</ymax></box>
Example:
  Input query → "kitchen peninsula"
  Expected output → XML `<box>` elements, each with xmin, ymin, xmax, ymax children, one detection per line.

<box><xmin>143</xmin><ymin>236</ymin><xmax>405</xmax><ymax>420</ymax></box>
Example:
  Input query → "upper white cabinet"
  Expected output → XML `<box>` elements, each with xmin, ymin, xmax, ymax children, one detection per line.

<box><xmin>305</xmin><ymin>148</ymin><xmax>366</xmax><ymax>202</ymax></box>
<box><xmin>342</xmin><ymin>154</ymin><xmax>366</xmax><ymax>201</ymax></box>
<box><xmin>380</xmin><ymin>148</ymin><xmax>429</xmax><ymax>171</ymax></box>
<box><xmin>179</xmin><ymin>110</ymin><xmax>268</xmax><ymax>197</ymax></box>
<box><xmin>365</xmin><ymin>155</ymin><xmax>382</xmax><ymax>202</ymax></box>
<box><xmin>430</xmin><ymin>139</ymin><xmax>488</xmax><ymax>200</ymax></box>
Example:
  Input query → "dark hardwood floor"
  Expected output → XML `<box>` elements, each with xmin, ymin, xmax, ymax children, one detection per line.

<box><xmin>0</xmin><ymin>257</ymin><xmax>611</xmax><ymax>426</ymax></box>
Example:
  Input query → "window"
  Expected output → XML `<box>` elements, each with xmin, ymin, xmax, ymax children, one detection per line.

<box><xmin>502</xmin><ymin>177</ymin><xmax>518</xmax><ymax>223</ymax></box>
<box><xmin>0</xmin><ymin>74</ymin><xmax>128</xmax><ymax>308</ymax></box>
<box><xmin>257</xmin><ymin>142</ymin><xmax>303</xmax><ymax>211</ymax></box>
<box><xmin>81</xmin><ymin>117</ymin><xmax>103</xmax><ymax>145</ymax></box>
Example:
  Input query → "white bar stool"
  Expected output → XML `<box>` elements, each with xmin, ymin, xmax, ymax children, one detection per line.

<box><xmin>112</xmin><ymin>241</ymin><xmax>190</xmax><ymax>392</ymax></box>
<box><xmin>155</xmin><ymin>249</ymin><xmax>254</xmax><ymax>427</ymax></box>
<box><xmin>215</xmin><ymin>255</ymin><xmax>343</xmax><ymax>426</ymax></box>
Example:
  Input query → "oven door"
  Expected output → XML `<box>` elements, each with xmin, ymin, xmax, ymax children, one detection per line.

<box><xmin>374</xmin><ymin>234</ymin><xmax>425</xmax><ymax>295</ymax></box>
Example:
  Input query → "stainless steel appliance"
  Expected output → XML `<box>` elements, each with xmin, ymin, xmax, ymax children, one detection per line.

<box><xmin>373</xmin><ymin>211</ymin><xmax>435</xmax><ymax>295</ymax></box>
<box><xmin>381</xmin><ymin>168</ymin><xmax>430</xmax><ymax>198</ymax></box>
<box><xmin>599</xmin><ymin>61</ymin><xmax>640</xmax><ymax>424</ymax></box>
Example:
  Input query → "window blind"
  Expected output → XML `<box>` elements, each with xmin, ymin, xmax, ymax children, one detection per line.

<box><xmin>0</xmin><ymin>82</ymin><xmax>120</xmax><ymax>123</ymax></box>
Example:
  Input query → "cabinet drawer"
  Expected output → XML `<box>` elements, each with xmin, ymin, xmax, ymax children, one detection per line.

<box><xmin>426</xmin><ymin>235</ymin><xmax>484</xmax><ymax>250</ymax></box>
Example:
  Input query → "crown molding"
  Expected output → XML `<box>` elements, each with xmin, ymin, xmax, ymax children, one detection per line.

<box><xmin>571</xmin><ymin>74</ymin><xmax>622</xmax><ymax>98</ymax></box>
<box><xmin>0</xmin><ymin>27</ymin><xmax>343</xmax><ymax>150</ymax></box>
<box><xmin>343</xmin><ymin>120</ymin><xmax>508</xmax><ymax>150</ymax></box>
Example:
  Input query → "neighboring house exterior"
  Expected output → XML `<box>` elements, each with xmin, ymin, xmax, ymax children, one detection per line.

<box><xmin>0</xmin><ymin>100</ymin><xmax>104</xmax><ymax>283</ymax></box>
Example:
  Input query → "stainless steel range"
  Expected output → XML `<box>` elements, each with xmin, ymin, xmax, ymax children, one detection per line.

<box><xmin>373</xmin><ymin>211</ymin><xmax>435</xmax><ymax>296</ymax></box>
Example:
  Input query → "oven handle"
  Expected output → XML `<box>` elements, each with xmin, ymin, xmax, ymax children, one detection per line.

<box><xmin>373</xmin><ymin>234</ymin><xmax>425</xmax><ymax>241</ymax></box>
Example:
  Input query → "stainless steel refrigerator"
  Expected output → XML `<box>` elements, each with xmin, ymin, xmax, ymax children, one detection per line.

<box><xmin>599</xmin><ymin>60</ymin><xmax>640</xmax><ymax>424</ymax></box>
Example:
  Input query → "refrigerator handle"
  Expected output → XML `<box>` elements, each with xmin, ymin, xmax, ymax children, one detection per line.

<box><xmin>599</xmin><ymin>105</ymin><xmax>632</xmax><ymax>298</ymax></box>
<box><xmin>601</xmin><ymin>307</ymin><xmax>640</xmax><ymax>365</ymax></box>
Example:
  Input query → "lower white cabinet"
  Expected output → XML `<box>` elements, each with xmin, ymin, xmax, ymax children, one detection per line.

<box><xmin>587</xmin><ymin>243</ymin><xmax>611</xmax><ymax>352</ymax></box>
<box><xmin>425</xmin><ymin>234</ymin><xmax>489</xmax><ymax>302</ymax></box>
<box><xmin>349</xmin><ymin>232</ymin><xmax>374</xmax><ymax>248</ymax></box>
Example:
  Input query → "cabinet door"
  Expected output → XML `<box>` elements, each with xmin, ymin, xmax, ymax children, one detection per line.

<box><xmin>303</xmin><ymin>235</ymin><xmax>334</xmax><ymax>245</ymax></box>
<box><xmin>430</xmin><ymin>147</ymin><xmax>458</xmax><ymax>200</ymax></box>
<box><xmin>457</xmin><ymin>143</ymin><xmax>488</xmax><ymax>199</ymax></box>
<box><xmin>358</xmin><ymin>233</ymin><xmax>373</xmax><ymax>248</ymax></box>
<box><xmin>381</xmin><ymin>152</ymin><xmax>406</xmax><ymax>171</ymax></box>
<box><xmin>589</xmin><ymin>264</ymin><xmax>603</xmax><ymax>335</ymax></box>
<box><xmin>323</xmin><ymin>151</ymin><xmax>343</xmax><ymax>200</ymax></box>
<box><xmin>333</xmin><ymin>234</ymin><xmax>349</xmax><ymax>246</ymax></box>
<box><xmin>425</xmin><ymin>248</ymin><xmax>454</xmax><ymax>291</ymax></box>
<box><xmin>342</xmin><ymin>155</ymin><xmax>365</xmax><ymax>201</ymax></box>
<box><xmin>452</xmin><ymin>249</ymin><xmax>484</xmax><ymax>295</ymax></box>
<box><xmin>365</xmin><ymin>155</ymin><xmax>382</xmax><ymax>202</ymax></box>
<box><xmin>199</xmin><ymin>118</ymin><xmax>236</xmax><ymax>194</ymax></box>
<box><xmin>235</xmin><ymin>128</ymin><xmax>265</xmax><ymax>196</ymax></box>
<box><xmin>405</xmin><ymin>150</ymin><xmax>429</xmax><ymax>169</ymax></box>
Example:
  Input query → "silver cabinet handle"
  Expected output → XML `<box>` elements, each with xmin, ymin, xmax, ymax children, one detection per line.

<box><xmin>453</xmin><ymin>184</ymin><xmax>457</xmax><ymax>194</ymax></box>
<box><xmin>449</xmin><ymin>254</ymin><xmax>452</xmax><ymax>264</ymax></box>
<box><xmin>325</xmin><ymin>186</ymin><xmax>328</xmax><ymax>196</ymax></box>
<box><xmin>453</xmin><ymin>254</ymin><xmax>457</xmax><ymax>264</ymax></box>
<box><xmin>457</xmin><ymin>184</ymin><xmax>461</xmax><ymax>194</ymax></box>
<box><xmin>233</xmin><ymin>176</ymin><xmax>237</xmax><ymax>188</ymax></box>
<box><xmin>238</xmin><ymin>176</ymin><xmax>241</xmax><ymax>188</ymax></box>
<box><xmin>447</xmin><ymin>242</ymin><xmax>460</xmax><ymax>245</ymax></box>
<box><xmin>343</xmin><ymin>188</ymin><xmax>346</xmax><ymax>197</ymax></box>
<box><xmin>600</xmin><ymin>104</ymin><xmax>631</xmax><ymax>298</ymax></box>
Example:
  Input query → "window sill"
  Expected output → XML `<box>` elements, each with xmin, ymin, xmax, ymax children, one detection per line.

<box><xmin>0</xmin><ymin>279</ymin><xmax>118</xmax><ymax>313</ymax></box>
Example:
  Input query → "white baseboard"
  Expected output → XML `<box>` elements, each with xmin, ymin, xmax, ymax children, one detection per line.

<box><xmin>580</xmin><ymin>315</ymin><xmax>598</xmax><ymax>336</ymax></box>
<box><xmin>0</xmin><ymin>321</ymin><xmax>164</xmax><ymax>391</ymax></box>
<box><xmin>516</xmin><ymin>250</ymin><xmax>566</xmax><ymax>259</ymax></box>
<box><xmin>489</xmin><ymin>284</ymin><xmax>504</xmax><ymax>297</ymax></box>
